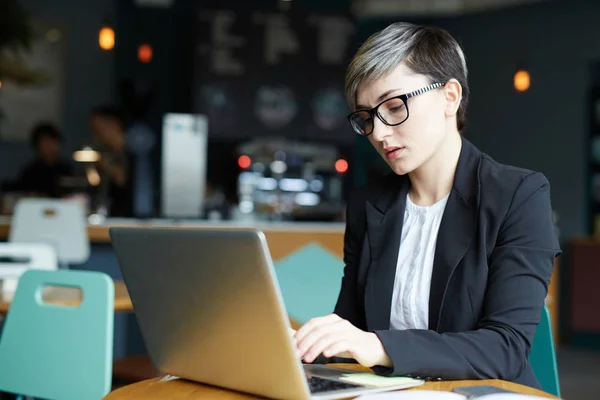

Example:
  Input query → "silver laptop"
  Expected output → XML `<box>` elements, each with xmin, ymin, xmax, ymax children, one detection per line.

<box><xmin>109</xmin><ymin>228</ymin><xmax>423</xmax><ymax>399</ymax></box>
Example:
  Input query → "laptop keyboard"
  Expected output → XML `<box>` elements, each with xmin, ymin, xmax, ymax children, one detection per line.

<box><xmin>307</xmin><ymin>376</ymin><xmax>362</xmax><ymax>393</ymax></box>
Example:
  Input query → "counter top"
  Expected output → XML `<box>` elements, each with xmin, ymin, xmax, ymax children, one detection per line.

<box><xmin>0</xmin><ymin>217</ymin><xmax>346</xmax><ymax>259</ymax></box>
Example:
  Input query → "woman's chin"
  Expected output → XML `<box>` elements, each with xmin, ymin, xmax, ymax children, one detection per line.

<box><xmin>387</xmin><ymin>159</ymin><xmax>413</xmax><ymax>176</ymax></box>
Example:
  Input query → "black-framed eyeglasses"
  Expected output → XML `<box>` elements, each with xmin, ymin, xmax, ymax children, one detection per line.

<box><xmin>347</xmin><ymin>82</ymin><xmax>446</xmax><ymax>136</ymax></box>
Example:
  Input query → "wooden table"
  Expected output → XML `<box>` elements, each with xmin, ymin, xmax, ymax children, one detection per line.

<box><xmin>104</xmin><ymin>364</ymin><xmax>559</xmax><ymax>399</ymax></box>
<box><xmin>0</xmin><ymin>280</ymin><xmax>133</xmax><ymax>315</ymax></box>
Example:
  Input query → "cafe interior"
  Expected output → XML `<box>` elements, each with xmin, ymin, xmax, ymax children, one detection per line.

<box><xmin>0</xmin><ymin>0</ymin><xmax>599</xmax><ymax>398</ymax></box>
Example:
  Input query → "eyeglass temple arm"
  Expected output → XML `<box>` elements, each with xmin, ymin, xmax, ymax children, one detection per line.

<box><xmin>405</xmin><ymin>82</ymin><xmax>445</xmax><ymax>99</ymax></box>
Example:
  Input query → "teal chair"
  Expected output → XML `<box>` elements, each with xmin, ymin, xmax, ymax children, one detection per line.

<box><xmin>529</xmin><ymin>305</ymin><xmax>560</xmax><ymax>398</ymax></box>
<box><xmin>274</xmin><ymin>243</ymin><xmax>344</xmax><ymax>324</ymax></box>
<box><xmin>0</xmin><ymin>269</ymin><xmax>114</xmax><ymax>400</ymax></box>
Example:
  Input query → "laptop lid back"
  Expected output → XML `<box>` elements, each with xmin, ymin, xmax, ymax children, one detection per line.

<box><xmin>110</xmin><ymin>228</ymin><xmax>310</xmax><ymax>400</ymax></box>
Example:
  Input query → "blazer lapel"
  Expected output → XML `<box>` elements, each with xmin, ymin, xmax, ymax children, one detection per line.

<box><xmin>364</xmin><ymin>175</ymin><xmax>409</xmax><ymax>331</ymax></box>
<box><xmin>428</xmin><ymin>138</ymin><xmax>480</xmax><ymax>331</ymax></box>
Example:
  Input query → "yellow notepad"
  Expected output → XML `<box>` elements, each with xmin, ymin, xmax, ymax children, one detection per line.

<box><xmin>339</xmin><ymin>373</ymin><xmax>423</xmax><ymax>388</ymax></box>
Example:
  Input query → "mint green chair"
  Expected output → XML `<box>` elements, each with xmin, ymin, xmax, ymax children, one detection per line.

<box><xmin>0</xmin><ymin>269</ymin><xmax>114</xmax><ymax>400</ymax></box>
<box><xmin>529</xmin><ymin>305</ymin><xmax>560</xmax><ymax>397</ymax></box>
<box><xmin>274</xmin><ymin>243</ymin><xmax>344</xmax><ymax>324</ymax></box>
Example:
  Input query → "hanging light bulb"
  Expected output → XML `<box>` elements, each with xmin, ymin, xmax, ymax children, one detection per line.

<box><xmin>99</xmin><ymin>25</ymin><xmax>115</xmax><ymax>51</ymax></box>
<box><xmin>514</xmin><ymin>69</ymin><xmax>530</xmax><ymax>92</ymax></box>
<box><xmin>138</xmin><ymin>44</ymin><xmax>153</xmax><ymax>63</ymax></box>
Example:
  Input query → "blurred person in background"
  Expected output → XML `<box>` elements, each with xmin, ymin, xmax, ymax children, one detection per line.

<box><xmin>293</xmin><ymin>22</ymin><xmax>561</xmax><ymax>390</ymax></box>
<box><xmin>90</xmin><ymin>105</ymin><xmax>133</xmax><ymax>217</ymax></box>
<box><xmin>18</xmin><ymin>123</ymin><xmax>73</xmax><ymax>198</ymax></box>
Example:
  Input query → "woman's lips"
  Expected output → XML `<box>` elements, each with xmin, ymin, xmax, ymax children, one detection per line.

<box><xmin>384</xmin><ymin>146</ymin><xmax>404</xmax><ymax>160</ymax></box>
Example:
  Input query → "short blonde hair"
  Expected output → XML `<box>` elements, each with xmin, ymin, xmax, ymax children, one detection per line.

<box><xmin>345</xmin><ymin>22</ymin><xmax>469</xmax><ymax>132</ymax></box>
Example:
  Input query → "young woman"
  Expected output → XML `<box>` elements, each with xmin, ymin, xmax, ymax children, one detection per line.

<box><xmin>293</xmin><ymin>22</ymin><xmax>560</xmax><ymax>389</ymax></box>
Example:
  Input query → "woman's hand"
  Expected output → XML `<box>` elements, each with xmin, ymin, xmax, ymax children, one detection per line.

<box><xmin>293</xmin><ymin>314</ymin><xmax>392</xmax><ymax>368</ymax></box>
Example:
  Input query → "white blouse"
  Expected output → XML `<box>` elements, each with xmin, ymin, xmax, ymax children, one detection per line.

<box><xmin>389</xmin><ymin>193</ymin><xmax>449</xmax><ymax>330</ymax></box>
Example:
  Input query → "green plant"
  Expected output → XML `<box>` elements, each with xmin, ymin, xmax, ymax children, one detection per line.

<box><xmin>0</xmin><ymin>0</ymin><xmax>31</xmax><ymax>50</ymax></box>
<box><xmin>0</xmin><ymin>0</ymin><xmax>48</xmax><ymax>85</ymax></box>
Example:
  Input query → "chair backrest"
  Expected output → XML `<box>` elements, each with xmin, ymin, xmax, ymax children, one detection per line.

<box><xmin>274</xmin><ymin>243</ymin><xmax>344</xmax><ymax>324</ymax></box>
<box><xmin>530</xmin><ymin>305</ymin><xmax>561</xmax><ymax>397</ymax></box>
<box><xmin>0</xmin><ymin>242</ymin><xmax>58</xmax><ymax>293</ymax></box>
<box><xmin>0</xmin><ymin>269</ymin><xmax>114</xmax><ymax>400</ymax></box>
<box><xmin>9</xmin><ymin>198</ymin><xmax>90</xmax><ymax>264</ymax></box>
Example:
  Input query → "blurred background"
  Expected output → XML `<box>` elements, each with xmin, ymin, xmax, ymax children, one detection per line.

<box><xmin>1</xmin><ymin>0</ymin><xmax>600</xmax><ymax>398</ymax></box>
<box><xmin>0</xmin><ymin>0</ymin><xmax>594</xmax><ymax>228</ymax></box>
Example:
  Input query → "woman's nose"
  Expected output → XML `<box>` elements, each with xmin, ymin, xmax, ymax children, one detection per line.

<box><xmin>370</xmin><ymin>116</ymin><xmax>394</xmax><ymax>142</ymax></box>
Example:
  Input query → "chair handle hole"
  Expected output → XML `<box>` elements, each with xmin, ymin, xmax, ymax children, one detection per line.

<box><xmin>40</xmin><ymin>285</ymin><xmax>83</xmax><ymax>308</ymax></box>
<box><xmin>42</xmin><ymin>208</ymin><xmax>57</xmax><ymax>217</ymax></box>
<box><xmin>0</xmin><ymin>256</ymin><xmax>31</xmax><ymax>264</ymax></box>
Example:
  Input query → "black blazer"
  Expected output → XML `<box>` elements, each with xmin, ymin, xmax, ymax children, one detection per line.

<box><xmin>332</xmin><ymin>137</ymin><xmax>561</xmax><ymax>389</ymax></box>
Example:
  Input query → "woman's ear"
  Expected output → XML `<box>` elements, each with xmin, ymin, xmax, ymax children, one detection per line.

<box><xmin>443</xmin><ymin>79</ymin><xmax>462</xmax><ymax>118</ymax></box>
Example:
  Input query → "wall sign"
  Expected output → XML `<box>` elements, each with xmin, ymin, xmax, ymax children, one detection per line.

<box><xmin>193</xmin><ymin>9</ymin><xmax>356</xmax><ymax>143</ymax></box>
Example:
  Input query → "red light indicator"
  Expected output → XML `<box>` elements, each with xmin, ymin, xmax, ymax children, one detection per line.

<box><xmin>335</xmin><ymin>159</ymin><xmax>348</xmax><ymax>174</ymax></box>
<box><xmin>238</xmin><ymin>155</ymin><xmax>252</xmax><ymax>169</ymax></box>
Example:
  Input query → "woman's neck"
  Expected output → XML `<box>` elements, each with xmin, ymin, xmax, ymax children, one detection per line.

<box><xmin>407</xmin><ymin>130</ymin><xmax>462</xmax><ymax>207</ymax></box>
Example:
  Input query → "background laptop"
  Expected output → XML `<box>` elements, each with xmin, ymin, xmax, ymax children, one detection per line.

<box><xmin>109</xmin><ymin>227</ymin><xmax>423</xmax><ymax>399</ymax></box>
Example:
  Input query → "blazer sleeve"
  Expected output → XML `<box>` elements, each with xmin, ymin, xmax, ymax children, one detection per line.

<box><xmin>371</xmin><ymin>172</ymin><xmax>561</xmax><ymax>381</ymax></box>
